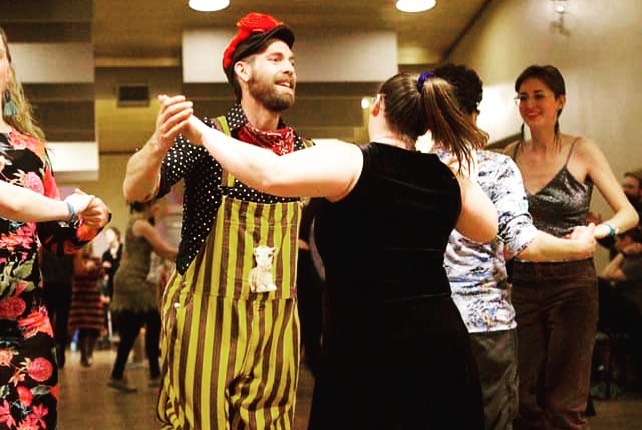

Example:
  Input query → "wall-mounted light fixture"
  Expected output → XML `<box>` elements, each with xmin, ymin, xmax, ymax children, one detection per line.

<box><xmin>189</xmin><ymin>0</ymin><xmax>230</xmax><ymax>12</ymax></box>
<box><xmin>395</xmin><ymin>0</ymin><xmax>436</xmax><ymax>13</ymax></box>
<box><xmin>551</xmin><ymin>0</ymin><xmax>569</xmax><ymax>34</ymax></box>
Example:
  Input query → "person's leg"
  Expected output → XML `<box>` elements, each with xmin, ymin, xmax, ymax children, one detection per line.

<box><xmin>97</xmin><ymin>302</ymin><xmax>111</xmax><ymax>349</ymax></box>
<box><xmin>230</xmin><ymin>298</ymin><xmax>300</xmax><ymax>429</ymax></box>
<box><xmin>109</xmin><ymin>310</ymin><xmax>143</xmax><ymax>381</ymax></box>
<box><xmin>79</xmin><ymin>328</ymin><xmax>94</xmax><ymax>367</ymax></box>
<box><xmin>544</xmin><ymin>263</ymin><xmax>598</xmax><ymax>430</ymax></box>
<box><xmin>87</xmin><ymin>328</ymin><xmax>99</xmax><ymax>362</ymax></box>
<box><xmin>144</xmin><ymin>309</ymin><xmax>162</xmax><ymax>380</ymax></box>
<box><xmin>470</xmin><ymin>329</ymin><xmax>519</xmax><ymax>430</ymax></box>
<box><xmin>57</xmin><ymin>282</ymin><xmax>73</xmax><ymax>347</ymax></box>
<box><xmin>512</xmin><ymin>263</ymin><xmax>548</xmax><ymax>430</ymax></box>
<box><xmin>45</xmin><ymin>281</ymin><xmax>72</xmax><ymax>368</ymax></box>
<box><xmin>42</xmin><ymin>281</ymin><xmax>59</xmax><ymax>325</ymax></box>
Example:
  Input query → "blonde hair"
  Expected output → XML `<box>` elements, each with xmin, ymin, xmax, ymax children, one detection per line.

<box><xmin>0</xmin><ymin>28</ymin><xmax>46</xmax><ymax>142</ymax></box>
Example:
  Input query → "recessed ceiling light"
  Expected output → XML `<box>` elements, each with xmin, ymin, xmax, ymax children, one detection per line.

<box><xmin>189</xmin><ymin>0</ymin><xmax>230</xmax><ymax>12</ymax></box>
<box><xmin>395</xmin><ymin>0</ymin><xmax>436</xmax><ymax>13</ymax></box>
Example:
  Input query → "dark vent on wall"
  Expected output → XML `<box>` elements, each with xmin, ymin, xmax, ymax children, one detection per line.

<box><xmin>117</xmin><ymin>84</ymin><xmax>150</xmax><ymax>107</ymax></box>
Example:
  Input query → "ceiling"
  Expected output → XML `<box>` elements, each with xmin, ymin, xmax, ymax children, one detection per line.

<box><xmin>93</xmin><ymin>0</ymin><xmax>490</xmax><ymax>66</ymax></box>
<box><xmin>0</xmin><ymin>0</ymin><xmax>491</xmax><ymax>154</ymax></box>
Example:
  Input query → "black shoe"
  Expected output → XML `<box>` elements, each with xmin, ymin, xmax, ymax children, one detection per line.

<box><xmin>107</xmin><ymin>377</ymin><xmax>137</xmax><ymax>393</ymax></box>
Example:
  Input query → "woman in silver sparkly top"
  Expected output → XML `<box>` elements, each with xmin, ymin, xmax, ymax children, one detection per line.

<box><xmin>505</xmin><ymin>64</ymin><xmax>638</xmax><ymax>430</ymax></box>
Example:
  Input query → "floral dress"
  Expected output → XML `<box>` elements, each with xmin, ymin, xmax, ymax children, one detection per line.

<box><xmin>0</xmin><ymin>129</ymin><xmax>100</xmax><ymax>429</ymax></box>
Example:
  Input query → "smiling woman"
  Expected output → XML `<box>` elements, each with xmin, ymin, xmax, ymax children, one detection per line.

<box><xmin>504</xmin><ymin>64</ymin><xmax>639</xmax><ymax>430</ymax></box>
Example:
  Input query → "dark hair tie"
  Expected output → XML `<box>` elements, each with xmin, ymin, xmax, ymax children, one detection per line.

<box><xmin>417</xmin><ymin>71</ymin><xmax>435</xmax><ymax>92</ymax></box>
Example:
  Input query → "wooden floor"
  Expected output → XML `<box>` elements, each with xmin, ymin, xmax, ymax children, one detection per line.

<box><xmin>58</xmin><ymin>348</ymin><xmax>642</xmax><ymax>429</ymax></box>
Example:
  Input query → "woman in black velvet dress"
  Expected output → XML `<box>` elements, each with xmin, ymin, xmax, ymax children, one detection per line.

<box><xmin>177</xmin><ymin>71</ymin><xmax>498</xmax><ymax>429</ymax></box>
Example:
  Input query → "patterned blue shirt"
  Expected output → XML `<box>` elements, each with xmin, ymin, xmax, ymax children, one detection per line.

<box><xmin>436</xmin><ymin>149</ymin><xmax>538</xmax><ymax>333</ymax></box>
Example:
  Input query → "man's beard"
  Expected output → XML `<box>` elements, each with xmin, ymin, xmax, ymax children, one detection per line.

<box><xmin>248</xmin><ymin>76</ymin><xmax>295</xmax><ymax>112</ymax></box>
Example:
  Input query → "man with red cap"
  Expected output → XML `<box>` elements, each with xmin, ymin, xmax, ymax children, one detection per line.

<box><xmin>123</xmin><ymin>12</ymin><xmax>308</xmax><ymax>429</ymax></box>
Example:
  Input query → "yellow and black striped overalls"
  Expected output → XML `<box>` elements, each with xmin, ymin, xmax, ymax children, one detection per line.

<box><xmin>157</xmin><ymin>118</ymin><xmax>302</xmax><ymax>429</ymax></box>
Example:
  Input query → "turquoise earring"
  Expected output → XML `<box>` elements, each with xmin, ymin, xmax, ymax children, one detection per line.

<box><xmin>3</xmin><ymin>90</ymin><xmax>17</xmax><ymax>117</ymax></box>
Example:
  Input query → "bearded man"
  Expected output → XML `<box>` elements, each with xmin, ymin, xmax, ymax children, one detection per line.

<box><xmin>122</xmin><ymin>12</ymin><xmax>308</xmax><ymax>429</ymax></box>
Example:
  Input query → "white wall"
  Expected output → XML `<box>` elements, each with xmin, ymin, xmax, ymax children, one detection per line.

<box><xmin>447</xmin><ymin>0</ymin><xmax>642</xmax><ymax>270</ymax></box>
<box><xmin>11</xmin><ymin>43</ymin><xmax>94</xmax><ymax>83</ymax></box>
<box><xmin>47</xmin><ymin>142</ymin><xmax>98</xmax><ymax>181</ymax></box>
<box><xmin>182</xmin><ymin>30</ymin><xmax>398</xmax><ymax>83</ymax></box>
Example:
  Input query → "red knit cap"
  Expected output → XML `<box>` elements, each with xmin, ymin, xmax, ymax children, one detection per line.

<box><xmin>222</xmin><ymin>12</ymin><xmax>294</xmax><ymax>82</ymax></box>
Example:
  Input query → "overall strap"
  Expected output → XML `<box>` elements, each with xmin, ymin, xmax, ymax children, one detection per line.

<box><xmin>211</xmin><ymin>116</ymin><xmax>236</xmax><ymax>188</ymax></box>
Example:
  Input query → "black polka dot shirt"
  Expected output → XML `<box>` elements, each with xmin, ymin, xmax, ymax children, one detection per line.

<box><xmin>157</xmin><ymin>103</ymin><xmax>307</xmax><ymax>275</ymax></box>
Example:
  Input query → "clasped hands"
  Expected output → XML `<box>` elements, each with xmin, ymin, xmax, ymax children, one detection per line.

<box><xmin>64</xmin><ymin>190</ymin><xmax>111</xmax><ymax>229</ymax></box>
<box><xmin>566</xmin><ymin>223</ymin><xmax>597</xmax><ymax>259</ymax></box>
<box><xmin>151</xmin><ymin>95</ymin><xmax>226</xmax><ymax>151</ymax></box>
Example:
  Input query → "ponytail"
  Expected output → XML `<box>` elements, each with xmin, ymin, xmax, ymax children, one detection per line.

<box><xmin>418</xmin><ymin>77</ymin><xmax>487</xmax><ymax>173</ymax></box>
<box><xmin>379</xmin><ymin>72</ymin><xmax>488</xmax><ymax>174</ymax></box>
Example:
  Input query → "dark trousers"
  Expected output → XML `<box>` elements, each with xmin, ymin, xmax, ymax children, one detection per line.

<box><xmin>470</xmin><ymin>329</ymin><xmax>519</xmax><ymax>430</ymax></box>
<box><xmin>42</xmin><ymin>281</ymin><xmax>72</xmax><ymax>346</ymax></box>
<box><xmin>512</xmin><ymin>259</ymin><xmax>598</xmax><ymax>430</ymax></box>
<box><xmin>110</xmin><ymin>309</ymin><xmax>161</xmax><ymax>380</ymax></box>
